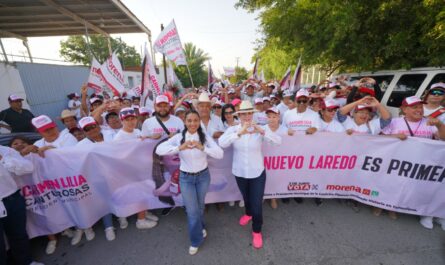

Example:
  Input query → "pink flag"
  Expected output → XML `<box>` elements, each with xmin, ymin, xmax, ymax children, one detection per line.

<box><xmin>279</xmin><ymin>66</ymin><xmax>292</xmax><ymax>90</ymax></box>
<box><xmin>154</xmin><ymin>20</ymin><xmax>187</xmax><ymax>66</ymax></box>
<box><xmin>98</xmin><ymin>52</ymin><xmax>125</xmax><ymax>96</ymax></box>
<box><xmin>86</xmin><ymin>58</ymin><xmax>106</xmax><ymax>94</ymax></box>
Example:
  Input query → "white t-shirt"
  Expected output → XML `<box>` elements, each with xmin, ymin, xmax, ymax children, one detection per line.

<box><xmin>277</xmin><ymin>102</ymin><xmax>289</xmax><ymax>121</ymax></box>
<box><xmin>34</xmin><ymin>132</ymin><xmax>78</xmax><ymax>148</ymax></box>
<box><xmin>263</xmin><ymin>124</ymin><xmax>288</xmax><ymax>136</ymax></box>
<box><xmin>68</xmin><ymin>99</ymin><xmax>82</xmax><ymax>119</ymax></box>
<box><xmin>114</xmin><ymin>128</ymin><xmax>142</xmax><ymax>141</ymax></box>
<box><xmin>253</xmin><ymin>111</ymin><xmax>268</xmax><ymax>126</ymax></box>
<box><xmin>283</xmin><ymin>108</ymin><xmax>321</xmax><ymax>131</ymax></box>
<box><xmin>342</xmin><ymin>116</ymin><xmax>382</xmax><ymax>135</ymax></box>
<box><xmin>77</xmin><ymin>130</ymin><xmax>115</xmax><ymax>146</ymax></box>
<box><xmin>100</xmin><ymin>127</ymin><xmax>119</xmax><ymax>140</ymax></box>
<box><xmin>141</xmin><ymin>115</ymin><xmax>184</xmax><ymax>137</ymax></box>
<box><xmin>320</xmin><ymin>119</ymin><xmax>345</xmax><ymax>133</ymax></box>
<box><xmin>201</xmin><ymin>114</ymin><xmax>225</xmax><ymax>138</ymax></box>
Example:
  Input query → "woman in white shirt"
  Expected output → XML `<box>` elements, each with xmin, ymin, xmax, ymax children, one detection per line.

<box><xmin>219</xmin><ymin>101</ymin><xmax>281</xmax><ymax>249</ymax></box>
<box><xmin>156</xmin><ymin>110</ymin><xmax>223</xmax><ymax>255</ymax></box>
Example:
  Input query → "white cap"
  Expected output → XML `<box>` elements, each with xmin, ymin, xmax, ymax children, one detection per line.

<box><xmin>295</xmin><ymin>89</ymin><xmax>310</xmax><ymax>99</ymax></box>
<box><xmin>198</xmin><ymin>92</ymin><xmax>211</xmax><ymax>103</ymax></box>
<box><xmin>89</xmin><ymin>97</ymin><xmax>102</xmax><ymax>104</ymax></box>
<box><xmin>155</xmin><ymin>95</ymin><xmax>169</xmax><ymax>105</ymax></box>
<box><xmin>78</xmin><ymin>116</ymin><xmax>97</xmax><ymax>129</ymax></box>
<box><xmin>265</xmin><ymin>106</ymin><xmax>280</xmax><ymax>114</ymax></box>
<box><xmin>431</xmin><ymin>82</ymin><xmax>445</xmax><ymax>90</ymax></box>
<box><xmin>402</xmin><ymin>96</ymin><xmax>425</xmax><ymax>107</ymax></box>
<box><xmin>254</xmin><ymin>98</ymin><xmax>263</xmax><ymax>105</ymax></box>
<box><xmin>139</xmin><ymin>107</ymin><xmax>150</xmax><ymax>115</ymax></box>
<box><xmin>262</xmin><ymin>96</ymin><xmax>271</xmax><ymax>102</ymax></box>
<box><xmin>32</xmin><ymin>115</ymin><xmax>56</xmax><ymax>133</ymax></box>
<box><xmin>228</xmin><ymin>88</ymin><xmax>236</xmax><ymax>94</ymax></box>
<box><xmin>282</xmin><ymin>90</ymin><xmax>293</xmax><ymax>98</ymax></box>
<box><xmin>8</xmin><ymin>94</ymin><xmax>24</xmax><ymax>101</ymax></box>
<box><xmin>323</xmin><ymin>99</ymin><xmax>340</xmax><ymax>109</ymax></box>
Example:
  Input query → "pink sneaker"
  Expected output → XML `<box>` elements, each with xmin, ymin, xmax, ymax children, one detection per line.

<box><xmin>252</xmin><ymin>232</ymin><xmax>263</xmax><ymax>249</ymax></box>
<box><xmin>239</xmin><ymin>215</ymin><xmax>252</xmax><ymax>226</ymax></box>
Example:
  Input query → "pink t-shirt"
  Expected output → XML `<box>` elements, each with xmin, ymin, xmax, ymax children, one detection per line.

<box><xmin>382</xmin><ymin>117</ymin><xmax>438</xmax><ymax>139</ymax></box>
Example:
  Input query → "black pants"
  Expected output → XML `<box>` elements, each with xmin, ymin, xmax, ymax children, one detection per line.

<box><xmin>0</xmin><ymin>190</ymin><xmax>32</xmax><ymax>265</ymax></box>
<box><xmin>235</xmin><ymin>170</ymin><xmax>266</xmax><ymax>233</ymax></box>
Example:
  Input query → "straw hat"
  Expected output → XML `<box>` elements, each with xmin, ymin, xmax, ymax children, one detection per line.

<box><xmin>236</xmin><ymin>100</ymin><xmax>258</xmax><ymax>114</ymax></box>
<box><xmin>59</xmin><ymin>109</ymin><xmax>76</xmax><ymax>120</ymax></box>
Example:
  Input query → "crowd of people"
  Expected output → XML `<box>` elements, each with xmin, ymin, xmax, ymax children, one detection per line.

<box><xmin>1</xmin><ymin>76</ymin><xmax>445</xmax><ymax>264</ymax></box>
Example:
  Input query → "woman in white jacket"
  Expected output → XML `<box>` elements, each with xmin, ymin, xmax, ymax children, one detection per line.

<box><xmin>156</xmin><ymin>110</ymin><xmax>223</xmax><ymax>255</ymax></box>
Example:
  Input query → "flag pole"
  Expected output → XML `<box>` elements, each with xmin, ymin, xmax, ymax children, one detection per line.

<box><xmin>185</xmin><ymin>63</ymin><xmax>195</xmax><ymax>89</ymax></box>
<box><xmin>160</xmin><ymin>24</ymin><xmax>168</xmax><ymax>85</ymax></box>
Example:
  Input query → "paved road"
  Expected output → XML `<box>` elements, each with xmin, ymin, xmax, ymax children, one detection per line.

<box><xmin>31</xmin><ymin>200</ymin><xmax>445</xmax><ymax>265</ymax></box>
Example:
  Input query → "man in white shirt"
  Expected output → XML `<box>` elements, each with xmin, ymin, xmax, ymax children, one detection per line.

<box><xmin>59</xmin><ymin>109</ymin><xmax>78</xmax><ymax>136</ymax></box>
<box><xmin>0</xmin><ymin>146</ymin><xmax>42</xmax><ymax>265</ymax></box>
<box><xmin>197</xmin><ymin>93</ymin><xmax>225</xmax><ymax>139</ymax></box>
<box><xmin>253</xmin><ymin>98</ymin><xmax>268</xmax><ymax>126</ymax></box>
<box><xmin>141</xmin><ymin>95</ymin><xmax>184</xmax><ymax>139</ymax></box>
<box><xmin>277</xmin><ymin>90</ymin><xmax>292</xmax><ymax>122</ymax></box>
<box><xmin>283</xmin><ymin>90</ymin><xmax>321</xmax><ymax>135</ymax></box>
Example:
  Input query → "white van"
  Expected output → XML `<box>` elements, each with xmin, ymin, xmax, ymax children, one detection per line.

<box><xmin>338</xmin><ymin>67</ymin><xmax>445</xmax><ymax>117</ymax></box>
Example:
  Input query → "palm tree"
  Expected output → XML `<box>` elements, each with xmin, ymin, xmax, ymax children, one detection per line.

<box><xmin>174</xmin><ymin>42</ymin><xmax>211</xmax><ymax>88</ymax></box>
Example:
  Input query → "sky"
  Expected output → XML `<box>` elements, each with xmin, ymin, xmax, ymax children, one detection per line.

<box><xmin>1</xmin><ymin>0</ymin><xmax>261</xmax><ymax>76</ymax></box>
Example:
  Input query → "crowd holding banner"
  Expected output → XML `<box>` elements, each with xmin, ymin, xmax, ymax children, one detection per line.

<box><xmin>1</xmin><ymin>19</ymin><xmax>445</xmax><ymax>264</ymax></box>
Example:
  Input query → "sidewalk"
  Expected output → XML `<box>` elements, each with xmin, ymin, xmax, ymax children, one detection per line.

<box><xmin>32</xmin><ymin>199</ymin><xmax>445</xmax><ymax>265</ymax></box>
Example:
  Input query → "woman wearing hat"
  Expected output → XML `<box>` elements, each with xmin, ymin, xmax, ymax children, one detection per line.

<box><xmin>319</xmin><ymin>99</ymin><xmax>345</xmax><ymax>133</ymax></box>
<box><xmin>156</xmin><ymin>110</ymin><xmax>223</xmax><ymax>255</ymax></box>
<box><xmin>67</xmin><ymin>92</ymin><xmax>82</xmax><ymax>119</ymax></box>
<box><xmin>423</xmin><ymin>83</ymin><xmax>445</xmax><ymax>123</ymax></box>
<box><xmin>219</xmin><ymin>100</ymin><xmax>282</xmax><ymax>249</ymax></box>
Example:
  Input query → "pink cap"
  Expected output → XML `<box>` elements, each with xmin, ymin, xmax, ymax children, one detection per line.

<box><xmin>119</xmin><ymin>107</ymin><xmax>137</xmax><ymax>120</ymax></box>
<box><xmin>401</xmin><ymin>96</ymin><xmax>425</xmax><ymax>107</ymax></box>
<box><xmin>78</xmin><ymin>117</ymin><xmax>97</xmax><ymax>129</ymax></box>
<box><xmin>231</xmin><ymin>98</ymin><xmax>242</xmax><ymax>106</ymax></box>
<box><xmin>32</xmin><ymin>115</ymin><xmax>57</xmax><ymax>133</ymax></box>
<box><xmin>430</xmin><ymin>82</ymin><xmax>445</xmax><ymax>90</ymax></box>
<box><xmin>355</xmin><ymin>104</ymin><xmax>373</xmax><ymax>111</ymax></box>
<box><xmin>323</xmin><ymin>99</ymin><xmax>340</xmax><ymax>110</ymax></box>
<box><xmin>262</xmin><ymin>96</ymin><xmax>271</xmax><ymax>102</ymax></box>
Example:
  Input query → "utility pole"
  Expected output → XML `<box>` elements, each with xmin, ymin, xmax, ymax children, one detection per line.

<box><xmin>235</xmin><ymin>57</ymin><xmax>240</xmax><ymax>68</ymax></box>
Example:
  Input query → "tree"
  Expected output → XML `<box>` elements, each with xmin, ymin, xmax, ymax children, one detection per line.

<box><xmin>174</xmin><ymin>42</ymin><xmax>210</xmax><ymax>88</ymax></box>
<box><xmin>237</xmin><ymin>0</ymin><xmax>445</xmax><ymax>74</ymax></box>
<box><xmin>229</xmin><ymin>66</ymin><xmax>249</xmax><ymax>84</ymax></box>
<box><xmin>60</xmin><ymin>35</ymin><xmax>141</xmax><ymax>67</ymax></box>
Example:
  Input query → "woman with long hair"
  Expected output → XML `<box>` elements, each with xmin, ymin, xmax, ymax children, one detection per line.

<box><xmin>156</xmin><ymin>110</ymin><xmax>223</xmax><ymax>255</ymax></box>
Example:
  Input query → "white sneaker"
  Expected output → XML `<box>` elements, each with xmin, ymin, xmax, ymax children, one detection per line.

<box><xmin>30</xmin><ymin>261</ymin><xmax>45</xmax><ymax>265</ymax></box>
<box><xmin>420</xmin><ymin>216</ymin><xmax>434</xmax><ymax>229</ymax></box>
<box><xmin>229</xmin><ymin>201</ymin><xmax>235</xmax><ymax>207</ymax></box>
<box><xmin>118</xmin><ymin>217</ymin><xmax>128</xmax><ymax>229</ymax></box>
<box><xmin>239</xmin><ymin>200</ymin><xmax>245</xmax><ymax>208</ymax></box>
<box><xmin>105</xmin><ymin>227</ymin><xmax>116</xmax><ymax>241</ymax></box>
<box><xmin>45</xmin><ymin>240</ymin><xmax>57</xmax><ymax>255</ymax></box>
<box><xmin>203</xmin><ymin>229</ymin><xmax>207</xmax><ymax>238</ymax></box>
<box><xmin>84</xmin><ymin>228</ymin><xmax>95</xmax><ymax>241</ymax></box>
<box><xmin>189</xmin><ymin>246</ymin><xmax>199</xmax><ymax>255</ymax></box>
<box><xmin>61</xmin><ymin>229</ymin><xmax>74</xmax><ymax>238</ymax></box>
<box><xmin>71</xmin><ymin>229</ymin><xmax>83</xmax><ymax>245</ymax></box>
<box><xmin>145</xmin><ymin>211</ymin><xmax>159</xmax><ymax>222</ymax></box>
<box><xmin>136</xmin><ymin>219</ymin><xmax>157</xmax><ymax>229</ymax></box>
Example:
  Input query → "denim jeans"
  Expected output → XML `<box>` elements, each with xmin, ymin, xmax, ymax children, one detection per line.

<box><xmin>235</xmin><ymin>170</ymin><xmax>266</xmax><ymax>233</ymax></box>
<box><xmin>179</xmin><ymin>168</ymin><xmax>210</xmax><ymax>247</ymax></box>
<box><xmin>102</xmin><ymin>214</ymin><xmax>113</xmax><ymax>229</ymax></box>
<box><xmin>0</xmin><ymin>190</ymin><xmax>32</xmax><ymax>265</ymax></box>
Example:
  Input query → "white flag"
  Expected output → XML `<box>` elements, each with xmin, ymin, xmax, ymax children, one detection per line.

<box><xmin>154</xmin><ymin>20</ymin><xmax>187</xmax><ymax>66</ymax></box>
<box><xmin>223</xmin><ymin>67</ymin><xmax>235</xmax><ymax>77</ymax></box>
<box><xmin>86</xmin><ymin>58</ymin><xmax>107</xmax><ymax>94</ymax></box>
<box><xmin>98</xmin><ymin>52</ymin><xmax>125</xmax><ymax>96</ymax></box>
<box><xmin>141</xmin><ymin>47</ymin><xmax>161</xmax><ymax>106</ymax></box>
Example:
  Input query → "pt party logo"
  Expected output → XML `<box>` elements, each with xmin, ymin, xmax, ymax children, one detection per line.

<box><xmin>21</xmin><ymin>175</ymin><xmax>92</xmax><ymax>212</ymax></box>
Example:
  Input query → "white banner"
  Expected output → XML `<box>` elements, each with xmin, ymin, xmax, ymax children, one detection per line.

<box><xmin>17</xmin><ymin>134</ymin><xmax>445</xmax><ymax>238</ymax></box>
<box><xmin>86</xmin><ymin>58</ymin><xmax>107</xmax><ymax>93</ymax></box>
<box><xmin>154</xmin><ymin>20</ymin><xmax>187</xmax><ymax>66</ymax></box>
<box><xmin>141</xmin><ymin>47</ymin><xmax>161</xmax><ymax>99</ymax></box>
<box><xmin>98</xmin><ymin>52</ymin><xmax>125</xmax><ymax>96</ymax></box>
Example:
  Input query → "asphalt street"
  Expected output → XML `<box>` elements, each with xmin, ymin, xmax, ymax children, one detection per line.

<box><xmin>31</xmin><ymin>199</ymin><xmax>445</xmax><ymax>265</ymax></box>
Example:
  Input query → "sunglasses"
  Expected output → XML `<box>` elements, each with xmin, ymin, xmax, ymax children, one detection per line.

<box><xmin>296</xmin><ymin>100</ymin><xmax>308</xmax><ymax>104</ymax></box>
<box><xmin>325</xmin><ymin>108</ymin><xmax>338</xmax><ymax>112</ymax></box>
<box><xmin>120</xmin><ymin>109</ymin><xmax>136</xmax><ymax>116</ymax></box>
<box><xmin>83</xmin><ymin>124</ymin><xmax>97</xmax><ymax>132</ymax></box>
<box><xmin>430</xmin><ymin>90</ymin><xmax>445</xmax><ymax>96</ymax></box>
<box><xmin>225</xmin><ymin>111</ymin><xmax>235</xmax><ymax>115</ymax></box>
<box><xmin>213</xmin><ymin>106</ymin><xmax>222</xmax><ymax>109</ymax></box>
